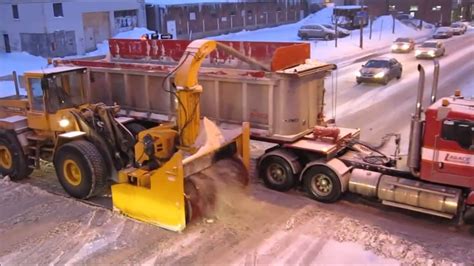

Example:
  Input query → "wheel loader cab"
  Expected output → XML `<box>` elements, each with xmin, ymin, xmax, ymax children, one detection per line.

<box><xmin>24</xmin><ymin>66</ymin><xmax>87</xmax><ymax>132</ymax></box>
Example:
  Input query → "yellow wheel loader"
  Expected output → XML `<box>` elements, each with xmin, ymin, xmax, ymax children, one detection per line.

<box><xmin>0</xmin><ymin>40</ymin><xmax>249</xmax><ymax>231</ymax></box>
<box><xmin>0</xmin><ymin>66</ymin><xmax>143</xmax><ymax>198</ymax></box>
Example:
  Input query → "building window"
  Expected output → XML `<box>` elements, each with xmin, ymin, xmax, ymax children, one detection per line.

<box><xmin>432</xmin><ymin>5</ymin><xmax>442</xmax><ymax>11</ymax></box>
<box><xmin>114</xmin><ymin>10</ymin><xmax>138</xmax><ymax>32</ymax></box>
<box><xmin>409</xmin><ymin>5</ymin><xmax>418</xmax><ymax>11</ymax></box>
<box><xmin>189</xmin><ymin>12</ymin><xmax>196</xmax><ymax>21</ymax></box>
<box><xmin>53</xmin><ymin>3</ymin><xmax>63</xmax><ymax>17</ymax></box>
<box><xmin>12</xmin><ymin>5</ymin><xmax>19</xmax><ymax>19</ymax></box>
<box><xmin>389</xmin><ymin>5</ymin><xmax>396</xmax><ymax>11</ymax></box>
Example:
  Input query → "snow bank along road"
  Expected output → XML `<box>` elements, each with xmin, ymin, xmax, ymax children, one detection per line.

<box><xmin>1</xmin><ymin>34</ymin><xmax>474</xmax><ymax>266</ymax></box>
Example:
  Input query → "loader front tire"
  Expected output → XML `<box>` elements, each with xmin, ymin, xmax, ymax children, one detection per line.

<box><xmin>54</xmin><ymin>140</ymin><xmax>107</xmax><ymax>199</ymax></box>
<box><xmin>0</xmin><ymin>130</ymin><xmax>33</xmax><ymax>180</ymax></box>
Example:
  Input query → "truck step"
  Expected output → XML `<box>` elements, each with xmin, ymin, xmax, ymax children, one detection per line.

<box><xmin>26</xmin><ymin>135</ymin><xmax>48</xmax><ymax>142</ymax></box>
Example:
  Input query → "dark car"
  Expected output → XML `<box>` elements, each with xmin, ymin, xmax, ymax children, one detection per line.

<box><xmin>322</xmin><ymin>24</ymin><xmax>351</xmax><ymax>37</ymax></box>
<box><xmin>433</xmin><ymin>27</ymin><xmax>454</xmax><ymax>39</ymax></box>
<box><xmin>298</xmin><ymin>24</ymin><xmax>338</xmax><ymax>40</ymax></box>
<box><xmin>451</xmin><ymin>22</ymin><xmax>467</xmax><ymax>35</ymax></box>
<box><xmin>356</xmin><ymin>58</ymin><xmax>403</xmax><ymax>85</ymax></box>
<box><xmin>391</xmin><ymin>37</ymin><xmax>415</xmax><ymax>53</ymax></box>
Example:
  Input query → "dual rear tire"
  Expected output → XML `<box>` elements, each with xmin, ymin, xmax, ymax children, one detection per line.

<box><xmin>259</xmin><ymin>155</ymin><xmax>342</xmax><ymax>203</ymax></box>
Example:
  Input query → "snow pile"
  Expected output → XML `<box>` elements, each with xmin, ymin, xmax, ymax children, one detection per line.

<box><xmin>0</xmin><ymin>52</ymin><xmax>47</xmax><ymax>97</ymax></box>
<box><xmin>0</xmin><ymin>51</ymin><xmax>47</xmax><ymax>76</ymax></box>
<box><xmin>86</xmin><ymin>27</ymin><xmax>153</xmax><ymax>56</ymax></box>
<box><xmin>213</xmin><ymin>7</ymin><xmax>435</xmax><ymax>62</ymax></box>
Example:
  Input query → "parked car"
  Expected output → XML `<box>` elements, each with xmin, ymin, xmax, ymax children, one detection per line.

<box><xmin>450</xmin><ymin>22</ymin><xmax>467</xmax><ymax>35</ymax></box>
<box><xmin>356</xmin><ymin>58</ymin><xmax>403</xmax><ymax>85</ymax></box>
<box><xmin>433</xmin><ymin>27</ymin><xmax>454</xmax><ymax>38</ymax></box>
<box><xmin>415</xmin><ymin>41</ymin><xmax>445</xmax><ymax>59</ymax></box>
<box><xmin>298</xmin><ymin>24</ymin><xmax>338</xmax><ymax>40</ymax></box>
<box><xmin>322</xmin><ymin>24</ymin><xmax>351</xmax><ymax>37</ymax></box>
<box><xmin>391</xmin><ymin>37</ymin><xmax>415</xmax><ymax>53</ymax></box>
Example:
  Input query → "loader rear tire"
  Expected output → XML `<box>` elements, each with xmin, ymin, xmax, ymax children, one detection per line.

<box><xmin>0</xmin><ymin>130</ymin><xmax>33</xmax><ymax>180</ymax></box>
<box><xmin>259</xmin><ymin>156</ymin><xmax>296</xmax><ymax>192</ymax></box>
<box><xmin>54</xmin><ymin>140</ymin><xmax>107</xmax><ymax>199</ymax></box>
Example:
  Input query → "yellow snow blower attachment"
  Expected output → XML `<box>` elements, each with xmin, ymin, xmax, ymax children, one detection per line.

<box><xmin>111</xmin><ymin>40</ymin><xmax>250</xmax><ymax>231</ymax></box>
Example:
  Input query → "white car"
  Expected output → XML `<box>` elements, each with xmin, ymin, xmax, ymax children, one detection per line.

<box><xmin>415</xmin><ymin>41</ymin><xmax>445</xmax><ymax>59</ymax></box>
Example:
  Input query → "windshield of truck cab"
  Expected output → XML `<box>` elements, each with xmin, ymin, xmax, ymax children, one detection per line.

<box><xmin>46</xmin><ymin>71</ymin><xmax>86</xmax><ymax>112</ymax></box>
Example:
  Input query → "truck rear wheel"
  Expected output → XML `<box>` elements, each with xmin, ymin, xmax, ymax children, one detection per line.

<box><xmin>54</xmin><ymin>140</ymin><xmax>107</xmax><ymax>199</ymax></box>
<box><xmin>259</xmin><ymin>156</ymin><xmax>296</xmax><ymax>191</ymax></box>
<box><xmin>302</xmin><ymin>165</ymin><xmax>341</xmax><ymax>203</ymax></box>
<box><xmin>0</xmin><ymin>131</ymin><xmax>33</xmax><ymax>180</ymax></box>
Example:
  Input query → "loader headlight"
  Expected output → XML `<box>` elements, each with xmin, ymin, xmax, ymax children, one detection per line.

<box><xmin>401</xmin><ymin>44</ymin><xmax>410</xmax><ymax>50</ymax></box>
<box><xmin>428</xmin><ymin>50</ymin><xmax>435</xmax><ymax>56</ymax></box>
<box><xmin>415</xmin><ymin>50</ymin><xmax>422</xmax><ymax>56</ymax></box>
<box><xmin>59</xmin><ymin>118</ymin><xmax>71</xmax><ymax>128</ymax></box>
<box><xmin>374</xmin><ymin>72</ymin><xmax>385</xmax><ymax>78</ymax></box>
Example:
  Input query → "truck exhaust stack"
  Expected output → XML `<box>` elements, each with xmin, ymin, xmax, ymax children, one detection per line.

<box><xmin>407</xmin><ymin>64</ymin><xmax>426</xmax><ymax>177</ymax></box>
<box><xmin>431</xmin><ymin>60</ymin><xmax>440</xmax><ymax>104</ymax></box>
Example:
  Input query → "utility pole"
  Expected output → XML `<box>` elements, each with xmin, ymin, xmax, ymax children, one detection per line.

<box><xmin>392</xmin><ymin>13</ymin><xmax>395</xmax><ymax>34</ymax></box>
<box><xmin>335</xmin><ymin>16</ymin><xmax>338</xmax><ymax>48</ymax></box>
<box><xmin>369</xmin><ymin>16</ymin><xmax>373</xmax><ymax>39</ymax></box>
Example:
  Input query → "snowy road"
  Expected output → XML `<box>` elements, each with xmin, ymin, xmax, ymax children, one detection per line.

<box><xmin>326</xmin><ymin>29</ymin><xmax>474</xmax><ymax>152</ymax></box>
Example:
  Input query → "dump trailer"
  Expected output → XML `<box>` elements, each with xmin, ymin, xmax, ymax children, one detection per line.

<box><xmin>257</xmin><ymin>61</ymin><xmax>474</xmax><ymax>224</ymax></box>
<box><xmin>54</xmin><ymin>39</ymin><xmax>336</xmax><ymax>143</ymax></box>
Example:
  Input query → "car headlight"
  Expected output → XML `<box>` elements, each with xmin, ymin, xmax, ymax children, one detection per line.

<box><xmin>391</xmin><ymin>44</ymin><xmax>398</xmax><ymax>50</ymax></box>
<box><xmin>59</xmin><ymin>117</ymin><xmax>71</xmax><ymax>128</ymax></box>
<box><xmin>356</xmin><ymin>71</ymin><xmax>362</xmax><ymax>77</ymax></box>
<box><xmin>415</xmin><ymin>50</ymin><xmax>422</xmax><ymax>56</ymax></box>
<box><xmin>374</xmin><ymin>72</ymin><xmax>385</xmax><ymax>78</ymax></box>
<box><xmin>428</xmin><ymin>50</ymin><xmax>435</xmax><ymax>56</ymax></box>
<box><xmin>401</xmin><ymin>44</ymin><xmax>410</xmax><ymax>50</ymax></box>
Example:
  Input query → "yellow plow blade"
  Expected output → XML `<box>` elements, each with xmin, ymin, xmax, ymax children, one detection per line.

<box><xmin>111</xmin><ymin>121</ymin><xmax>250</xmax><ymax>232</ymax></box>
<box><xmin>111</xmin><ymin>152</ymin><xmax>186</xmax><ymax>232</ymax></box>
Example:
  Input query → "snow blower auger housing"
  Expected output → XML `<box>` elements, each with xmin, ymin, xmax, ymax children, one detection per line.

<box><xmin>111</xmin><ymin>40</ymin><xmax>251</xmax><ymax>232</ymax></box>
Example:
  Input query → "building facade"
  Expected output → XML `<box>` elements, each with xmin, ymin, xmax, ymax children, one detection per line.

<box><xmin>146</xmin><ymin>0</ymin><xmax>311</xmax><ymax>40</ymax></box>
<box><xmin>0</xmin><ymin>0</ymin><xmax>146</xmax><ymax>57</ymax></box>
<box><xmin>452</xmin><ymin>0</ymin><xmax>474</xmax><ymax>21</ymax></box>
<box><xmin>339</xmin><ymin>0</ymin><xmax>462</xmax><ymax>25</ymax></box>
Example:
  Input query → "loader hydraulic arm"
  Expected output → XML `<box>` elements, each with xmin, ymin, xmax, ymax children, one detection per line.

<box><xmin>173</xmin><ymin>40</ymin><xmax>217</xmax><ymax>150</ymax></box>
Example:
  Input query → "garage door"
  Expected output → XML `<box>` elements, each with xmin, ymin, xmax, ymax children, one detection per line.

<box><xmin>82</xmin><ymin>12</ymin><xmax>111</xmax><ymax>52</ymax></box>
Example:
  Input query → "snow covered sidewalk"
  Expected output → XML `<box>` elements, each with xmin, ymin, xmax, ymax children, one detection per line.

<box><xmin>212</xmin><ymin>7</ymin><xmax>435</xmax><ymax>65</ymax></box>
